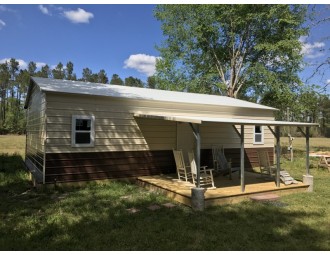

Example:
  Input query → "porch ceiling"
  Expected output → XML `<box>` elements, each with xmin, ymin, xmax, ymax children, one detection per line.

<box><xmin>134</xmin><ymin>113</ymin><xmax>319</xmax><ymax>127</ymax></box>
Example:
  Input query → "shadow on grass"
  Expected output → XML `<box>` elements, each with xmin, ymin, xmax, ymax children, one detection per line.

<box><xmin>0</xmin><ymin>153</ymin><xmax>31</xmax><ymax>195</ymax></box>
<box><xmin>1</xmin><ymin>184</ymin><xmax>329</xmax><ymax>250</ymax></box>
<box><xmin>0</xmin><ymin>153</ymin><xmax>329</xmax><ymax>251</ymax></box>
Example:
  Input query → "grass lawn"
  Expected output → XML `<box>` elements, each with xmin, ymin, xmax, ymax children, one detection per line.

<box><xmin>0</xmin><ymin>135</ymin><xmax>330</xmax><ymax>250</ymax></box>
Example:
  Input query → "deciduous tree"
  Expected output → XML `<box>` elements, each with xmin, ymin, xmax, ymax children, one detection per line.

<box><xmin>155</xmin><ymin>4</ymin><xmax>307</xmax><ymax>104</ymax></box>
<box><xmin>147</xmin><ymin>76</ymin><xmax>157</xmax><ymax>89</ymax></box>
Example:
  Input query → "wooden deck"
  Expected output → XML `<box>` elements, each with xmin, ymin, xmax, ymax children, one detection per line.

<box><xmin>136</xmin><ymin>171</ymin><xmax>309</xmax><ymax>207</ymax></box>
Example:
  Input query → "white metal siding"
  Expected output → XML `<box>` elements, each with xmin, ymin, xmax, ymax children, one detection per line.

<box><xmin>25</xmin><ymin>84</ymin><xmax>46</xmax><ymax>176</ymax></box>
<box><xmin>45</xmin><ymin>93</ymin><xmax>275</xmax><ymax>153</ymax></box>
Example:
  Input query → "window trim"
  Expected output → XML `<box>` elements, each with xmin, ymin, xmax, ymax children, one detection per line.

<box><xmin>71</xmin><ymin>115</ymin><xmax>95</xmax><ymax>148</ymax></box>
<box><xmin>253</xmin><ymin>125</ymin><xmax>264</xmax><ymax>145</ymax></box>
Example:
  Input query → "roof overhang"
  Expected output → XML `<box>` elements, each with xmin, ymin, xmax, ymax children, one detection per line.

<box><xmin>134</xmin><ymin>113</ymin><xmax>320</xmax><ymax>127</ymax></box>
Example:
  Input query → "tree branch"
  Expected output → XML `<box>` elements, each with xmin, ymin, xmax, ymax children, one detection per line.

<box><xmin>210</xmin><ymin>46</ymin><xmax>226</xmax><ymax>84</ymax></box>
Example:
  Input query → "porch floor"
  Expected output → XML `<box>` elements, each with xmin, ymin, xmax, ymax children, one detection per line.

<box><xmin>136</xmin><ymin>171</ymin><xmax>309</xmax><ymax>207</ymax></box>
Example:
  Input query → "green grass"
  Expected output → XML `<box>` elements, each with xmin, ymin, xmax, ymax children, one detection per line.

<box><xmin>280</xmin><ymin>137</ymin><xmax>330</xmax><ymax>152</ymax></box>
<box><xmin>0</xmin><ymin>135</ymin><xmax>330</xmax><ymax>250</ymax></box>
<box><xmin>0</xmin><ymin>135</ymin><xmax>26</xmax><ymax>157</ymax></box>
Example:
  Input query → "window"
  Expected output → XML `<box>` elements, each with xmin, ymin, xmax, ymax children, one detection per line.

<box><xmin>254</xmin><ymin>126</ymin><xmax>264</xmax><ymax>144</ymax></box>
<box><xmin>71</xmin><ymin>115</ymin><xmax>95</xmax><ymax>147</ymax></box>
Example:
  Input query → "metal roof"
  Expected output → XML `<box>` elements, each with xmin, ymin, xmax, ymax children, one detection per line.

<box><xmin>29</xmin><ymin>77</ymin><xmax>277</xmax><ymax>111</ymax></box>
<box><xmin>134</xmin><ymin>113</ymin><xmax>320</xmax><ymax>127</ymax></box>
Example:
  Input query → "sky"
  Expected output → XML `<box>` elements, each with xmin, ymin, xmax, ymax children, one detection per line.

<box><xmin>0</xmin><ymin>4</ymin><xmax>162</xmax><ymax>82</ymax></box>
<box><xmin>0</xmin><ymin>4</ymin><xmax>329</xmax><ymax>93</ymax></box>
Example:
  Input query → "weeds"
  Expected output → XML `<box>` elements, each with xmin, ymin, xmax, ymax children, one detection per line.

<box><xmin>0</xmin><ymin>136</ymin><xmax>329</xmax><ymax>250</ymax></box>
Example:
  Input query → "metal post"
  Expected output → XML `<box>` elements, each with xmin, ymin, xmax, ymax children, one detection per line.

<box><xmin>275</xmin><ymin>126</ymin><xmax>281</xmax><ymax>187</ymax></box>
<box><xmin>189</xmin><ymin>123</ymin><xmax>201</xmax><ymax>188</ymax></box>
<box><xmin>195</xmin><ymin>124</ymin><xmax>201</xmax><ymax>188</ymax></box>
<box><xmin>240</xmin><ymin>125</ymin><xmax>245</xmax><ymax>192</ymax></box>
<box><xmin>306</xmin><ymin>127</ymin><xmax>310</xmax><ymax>176</ymax></box>
<box><xmin>232</xmin><ymin>125</ymin><xmax>241</xmax><ymax>179</ymax></box>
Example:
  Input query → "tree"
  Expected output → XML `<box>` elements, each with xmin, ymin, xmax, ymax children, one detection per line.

<box><xmin>147</xmin><ymin>76</ymin><xmax>157</xmax><ymax>89</ymax></box>
<box><xmin>110</xmin><ymin>74</ymin><xmax>124</xmax><ymax>85</ymax></box>
<box><xmin>97</xmin><ymin>69</ymin><xmax>108</xmax><ymax>84</ymax></box>
<box><xmin>0</xmin><ymin>63</ymin><xmax>10</xmax><ymax>131</ymax></box>
<box><xmin>154</xmin><ymin>5</ymin><xmax>307</xmax><ymax>102</ymax></box>
<box><xmin>82</xmin><ymin>68</ymin><xmax>93</xmax><ymax>82</ymax></box>
<box><xmin>8</xmin><ymin>58</ymin><xmax>19</xmax><ymax>99</ymax></box>
<box><xmin>124</xmin><ymin>76</ymin><xmax>144</xmax><ymax>87</ymax></box>
<box><xmin>36</xmin><ymin>65</ymin><xmax>51</xmax><ymax>78</ymax></box>
<box><xmin>66</xmin><ymin>61</ymin><xmax>76</xmax><ymax>80</ymax></box>
<box><xmin>52</xmin><ymin>62</ymin><xmax>65</xmax><ymax>80</ymax></box>
<box><xmin>303</xmin><ymin>5</ymin><xmax>330</xmax><ymax>92</ymax></box>
<box><xmin>28</xmin><ymin>61</ymin><xmax>37</xmax><ymax>76</ymax></box>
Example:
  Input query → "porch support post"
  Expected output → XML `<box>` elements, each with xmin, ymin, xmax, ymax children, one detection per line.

<box><xmin>305</xmin><ymin>127</ymin><xmax>310</xmax><ymax>176</ymax></box>
<box><xmin>298</xmin><ymin>126</ymin><xmax>313</xmax><ymax>192</ymax></box>
<box><xmin>240</xmin><ymin>125</ymin><xmax>245</xmax><ymax>192</ymax></box>
<box><xmin>303</xmin><ymin>127</ymin><xmax>314</xmax><ymax>192</ymax></box>
<box><xmin>189</xmin><ymin>123</ymin><xmax>201</xmax><ymax>188</ymax></box>
<box><xmin>232</xmin><ymin>125</ymin><xmax>242</xmax><ymax>179</ymax></box>
<box><xmin>189</xmin><ymin>123</ymin><xmax>205</xmax><ymax>211</ymax></box>
<box><xmin>275</xmin><ymin>126</ymin><xmax>281</xmax><ymax>188</ymax></box>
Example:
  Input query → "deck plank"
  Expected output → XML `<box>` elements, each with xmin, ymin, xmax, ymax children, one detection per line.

<box><xmin>137</xmin><ymin>171</ymin><xmax>309</xmax><ymax>207</ymax></box>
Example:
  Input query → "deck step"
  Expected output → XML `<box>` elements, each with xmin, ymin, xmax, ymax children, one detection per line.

<box><xmin>250</xmin><ymin>193</ymin><xmax>280</xmax><ymax>202</ymax></box>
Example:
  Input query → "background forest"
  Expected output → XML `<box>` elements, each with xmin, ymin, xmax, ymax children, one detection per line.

<box><xmin>0</xmin><ymin>57</ymin><xmax>329</xmax><ymax>136</ymax></box>
<box><xmin>0</xmin><ymin>59</ymin><xmax>157</xmax><ymax>134</ymax></box>
<box><xmin>0</xmin><ymin>5</ymin><xmax>329</xmax><ymax>136</ymax></box>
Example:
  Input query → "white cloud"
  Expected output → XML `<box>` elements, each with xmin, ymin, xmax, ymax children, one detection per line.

<box><xmin>63</xmin><ymin>8</ymin><xmax>94</xmax><ymax>24</ymax></box>
<box><xmin>39</xmin><ymin>5</ymin><xmax>50</xmax><ymax>15</ymax></box>
<box><xmin>36</xmin><ymin>62</ymin><xmax>47</xmax><ymax>68</ymax></box>
<box><xmin>0</xmin><ymin>58</ymin><xmax>28</xmax><ymax>69</ymax></box>
<box><xmin>0</xmin><ymin>5</ymin><xmax>16</xmax><ymax>13</ymax></box>
<box><xmin>0</xmin><ymin>19</ymin><xmax>5</xmax><ymax>30</ymax></box>
<box><xmin>299</xmin><ymin>36</ymin><xmax>325</xmax><ymax>59</ymax></box>
<box><xmin>124</xmin><ymin>54</ymin><xmax>160</xmax><ymax>76</ymax></box>
<box><xmin>326</xmin><ymin>79</ymin><xmax>330</xmax><ymax>84</ymax></box>
<box><xmin>0</xmin><ymin>59</ymin><xmax>47</xmax><ymax>70</ymax></box>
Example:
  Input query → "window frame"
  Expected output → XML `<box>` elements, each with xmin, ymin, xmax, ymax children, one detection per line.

<box><xmin>253</xmin><ymin>125</ymin><xmax>264</xmax><ymax>145</ymax></box>
<box><xmin>71</xmin><ymin>115</ymin><xmax>95</xmax><ymax>148</ymax></box>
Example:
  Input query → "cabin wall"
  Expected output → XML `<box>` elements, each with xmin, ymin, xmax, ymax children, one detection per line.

<box><xmin>25</xmin><ymin>84</ymin><xmax>46</xmax><ymax>183</ymax></box>
<box><xmin>201</xmin><ymin>123</ymin><xmax>274</xmax><ymax>149</ymax></box>
<box><xmin>43</xmin><ymin>92</ymin><xmax>274</xmax><ymax>183</ymax></box>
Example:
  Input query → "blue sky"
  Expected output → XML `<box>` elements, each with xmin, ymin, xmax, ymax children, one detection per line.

<box><xmin>0</xmin><ymin>4</ymin><xmax>162</xmax><ymax>81</ymax></box>
<box><xmin>0</xmin><ymin>4</ymin><xmax>329</xmax><ymax>93</ymax></box>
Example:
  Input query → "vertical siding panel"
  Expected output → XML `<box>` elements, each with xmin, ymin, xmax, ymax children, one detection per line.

<box><xmin>25</xmin><ymin>84</ymin><xmax>46</xmax><ymax>183</ymax></box>
<box><xmin>35</xmin><ymin>91</ymin><xmax>276</xmax><ymax>183</ymax></box>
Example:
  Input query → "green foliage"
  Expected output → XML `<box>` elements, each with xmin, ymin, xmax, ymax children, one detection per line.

<box><xmin>52</xmin><ymin>62</ymin><xmax>65</xmax><ymax>80</ymax></box>
<box><xmin>35</xmin><ymin>65</ymin><xmax>51</xmax><ymax>78</ymax></box>
<box><xmin>97</xmin><ymin>69</ymin><xmax>108</xmax><ymax>84</ymax></box>
<box><xmin>147</xmin><ymin>75</ymin><xmax>156</xmax><ymax>89</ymax></box>
<box><xmin>81</xmin><ymin>67</ymin><xmax>93</xmax><ymax>82</ymax></box>
<box><xmin>0</xmin><ymin>57</ymin><xmax>154</xmax><ymax>134</ymax></box>
<box><xmin>0</xmin><ymin>136</ymin><xmax>330</xmax><ymax>250</ymax></box>
<box><xmin>124</xmin><ymin>76</ymin><xmax>144</xmax><ymax>87</ymax></box>
<box><xmin>28</xmin><ymin>61</ymin><xmax>37</xmax><ymax>76</ymax></box>
<box><xmin>110</xmin><ymin>74</ymin><xmax>124</xmax><ymax>85</ymax></box>
<box><xmin>154</xmin><ymin>4</ymin><xmax>308</xmax><ymax>106</ymax></box>
<box><xmin>65</xmin><ymin>61</ymin><xmax>76</xmax><ymax>81</ymax></box>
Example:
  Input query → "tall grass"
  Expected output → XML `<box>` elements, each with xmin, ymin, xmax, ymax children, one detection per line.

<box><xmin>0</xmin><ymin>135</ymin><xmax>329</xmax><ymax>250</ymax></box>
<box><xmin>0</xmin><ymin>135</ymin><xmax>26</xmax><ymax>157</ymax></box>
